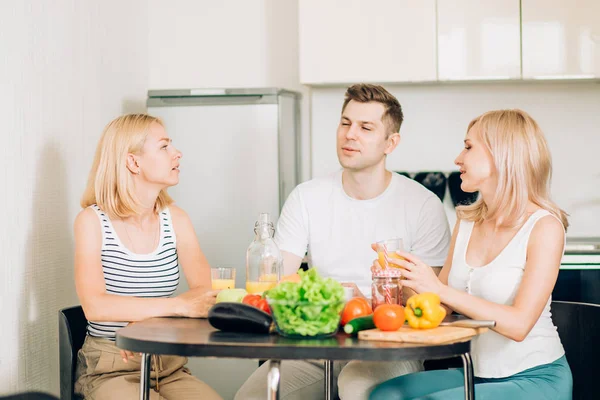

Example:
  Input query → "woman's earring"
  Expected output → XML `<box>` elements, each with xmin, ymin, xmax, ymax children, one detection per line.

<box><xmin>137</xmin><ymin>169</ymin><xmax>140</xmax><ymax>175</ymax></box>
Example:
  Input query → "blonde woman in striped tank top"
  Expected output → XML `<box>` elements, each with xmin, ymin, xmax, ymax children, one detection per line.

<box><xmin>74</xmin><ymin>114</ymin><xmax>222</xmax><ymax>399</ymax></box>
<box><xmin>371</xmin><ymin>110</ymin><xmax>572</xmax><ymax>400</ymax></box>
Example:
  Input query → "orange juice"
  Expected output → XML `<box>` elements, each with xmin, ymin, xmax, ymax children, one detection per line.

<box><xmin>378</xmin><ymin>251</ymin><xmax>405</xmax><ymax>269</ymax></box>
<box><xmin>259</xmin><ymin>273</ymin><xmax>278</xmax><ymax>282</ymax></box>
<box><xmin>247</xmin><ymin>274</ymin><xmax>278</xmax><ymax>294</ymax></box>
<box><xmin>212</xmin><ymin>279</ymin><xmax>235</xmax><ymax>290</ymax></box>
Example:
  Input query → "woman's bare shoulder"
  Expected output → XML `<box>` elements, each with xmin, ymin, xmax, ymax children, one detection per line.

<box><xmin>529</xmin><ymin>214</ymin><xmax>565</xmax><ymax>250</ymax></box>
<box><xmin>167</xmin><ymin>203</ymin><xmax>190</xmax><ymax>221</ymax></box>
<box><xmin>74</xmin><ymin>207</ymin><xmax>102</xmax><ymax>246</ymax></box>
<box><xmin>75</xmin><ymin>207</ymin><xmax>99</xmax><ymax>228</ymax></box>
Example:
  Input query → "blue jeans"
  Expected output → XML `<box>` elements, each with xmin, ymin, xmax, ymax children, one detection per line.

<box><xmin>369</xmin><ymin>355</ymin><xmax>572</xmax><ymax>400</ymax></box>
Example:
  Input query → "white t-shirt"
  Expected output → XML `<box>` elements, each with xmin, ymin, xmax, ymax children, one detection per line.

<box><xmin>275</xmin><ymin>170</ymin><xmax>451</xmax><ymax>296</ymax></box>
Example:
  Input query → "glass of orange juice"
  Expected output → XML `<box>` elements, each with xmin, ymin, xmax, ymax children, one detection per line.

<box><xmin>246</xmin><ymin>273</ymin><xmax>278</xmax><ymax>294</ymax></box>
<box><xmin>211</xmin><ymin>267</ymin><xmax>236</xmax><ymax>290</ymax></box>
<box><xmin>376</xmin><ymin>238</ymin><xmax>405</xmax><ymax>270</ymax></box>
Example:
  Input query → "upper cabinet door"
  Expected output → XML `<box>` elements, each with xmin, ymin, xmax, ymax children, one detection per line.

<box><xmin>522</xmin><ymin>0</ymin><xmax>600</xmax><ymax>79</ymax></box>
<box><xmin>437</xmin><ymin>0</ymin><xmax>521</xmax><ymax>80</ymax></box>
<box><xmin>299</xmin><ymin>0</ymin><xmax>436</xmax><ymax>84</ymax></box>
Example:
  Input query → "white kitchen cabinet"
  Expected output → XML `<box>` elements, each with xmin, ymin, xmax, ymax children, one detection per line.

<box><xmin>522</xmin><ymin>0</ymin><xmax>600</xmax><ymax>79</ymax></box>
<box><xmin>437</xmin><ymin>0</ymin><xmax>521</xmax><ymax>80</ymax></box>
<box><xmin>299</xmin><ymin>0</ymin><xmax>436</xmax><ymax>84</ymax></box>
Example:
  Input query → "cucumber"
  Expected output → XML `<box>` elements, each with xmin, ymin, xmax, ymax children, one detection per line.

<box><xmin>343</xmin><ymin>314</ymin><xmax>375</xmax><ymax>334</ymax></box>
<box><xmin>208</xmin><ymin>302</ymin><xmax>273</xmax><ymax>334</ymax></box>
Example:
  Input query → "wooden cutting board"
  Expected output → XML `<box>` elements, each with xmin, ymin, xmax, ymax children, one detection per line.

<box><xmin>358</xmin><ymin>326</ymin><xmax>488</xmax><ymax>344</ymax></box>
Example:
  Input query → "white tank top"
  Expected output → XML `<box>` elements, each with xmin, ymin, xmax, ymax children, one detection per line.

<box><xmin>448</xmin><ymin>209</ymin><xmax>565</xmax><ymax>378</ymax></box>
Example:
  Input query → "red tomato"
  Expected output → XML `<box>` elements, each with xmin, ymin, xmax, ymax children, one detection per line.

<box><xmin>256</xmin><ymin>298</ymin><xmax>271</xmax><ymax>315</ymax></box>
<box><xmin>373</xmin><ymin>304</ymin><xmax>405</xmax><ymax>331</ymax></box>
<box><xmin>242</xmin><ymin>294</ymin><xmax>262</xmax><ymax>307</ymax></box>
<box><xmin>353</xmin><ymin>297</ymin><xmax>373</xmax><ymax>312</ymax></box>
<box><xmin>341</xmin><ymin>297</ymin><xmax>373</xmax><ymax>325</ymax></box>
<box><xmin>242</xmin><ymin>294</ymin><xmax>271</xmax><ymax>314</ymax></box>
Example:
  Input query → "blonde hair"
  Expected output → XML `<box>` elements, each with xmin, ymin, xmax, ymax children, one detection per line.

<box><xmin>81</xmin><ymin>114</ymin><xmax>174</xmax><ymax>218</ymax></box>
<box><xmin>456</xmin><ymin>109</ymin><xmax>569</xmax><ymax>230</ymax></box>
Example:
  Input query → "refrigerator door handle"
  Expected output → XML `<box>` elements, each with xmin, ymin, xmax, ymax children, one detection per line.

<box><xmin>147</xmin><ymin>95</ymin><xmax>278</xmax><ymax>107</ymax></box>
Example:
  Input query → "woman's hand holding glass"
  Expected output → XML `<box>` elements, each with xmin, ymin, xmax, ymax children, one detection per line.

<box><xmin>384</xmin><ymin>251</ymin><xmax>445</xmax><ymax>295</ymax></box>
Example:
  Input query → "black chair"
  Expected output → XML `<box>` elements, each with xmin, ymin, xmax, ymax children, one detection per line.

<box><xmin>59</xmin><ymin>306</ymin><xmax>88</xmax><ymax>400</ymax></box>
<box><xmin>0</xmin><ymin>393</ymin><xmax>58</xmax><ymax>400</ymax></box>
<box><xmin>551</xmin><ymin>300</ymin><xmax>600</xmax><ymax>400</ymax></box>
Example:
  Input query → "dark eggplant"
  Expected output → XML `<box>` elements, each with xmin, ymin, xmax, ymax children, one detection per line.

<box><xmin>208</xmin><ymin>302</ymin><xmax>274</xmax><ymax>334</ymax></box>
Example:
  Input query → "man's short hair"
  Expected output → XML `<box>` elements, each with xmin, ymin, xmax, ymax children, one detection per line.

<box><xmin>341</xmin><ymin>84</ymin><xmax>404</xmax><ymax>135</ymax></box>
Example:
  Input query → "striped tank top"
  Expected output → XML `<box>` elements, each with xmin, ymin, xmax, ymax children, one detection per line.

<box><xmin>87</xmin><ymin>204</ymin><xmax>180</xmax><ymax>340</ymax></box>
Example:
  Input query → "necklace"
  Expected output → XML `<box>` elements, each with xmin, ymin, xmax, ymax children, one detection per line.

<box><xmin>122</xmin><ymin>215</ymin><xmax>159</xmax><ymax>253</ymax></box>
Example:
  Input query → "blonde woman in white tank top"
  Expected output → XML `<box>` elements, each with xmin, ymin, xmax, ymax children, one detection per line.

<box><xmin>370</xmin><ymin>110</ymin><xmax>572</xmax><ymax>400</ymax></box>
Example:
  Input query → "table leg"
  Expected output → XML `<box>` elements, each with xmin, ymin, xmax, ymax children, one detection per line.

<box><xmin>140</xmin><ymin>353</ymin><xmax>151</xmax><ymax>400</ymax></box>
<box><xmin>461</xmin><ymin>353</ymin><xmax>475</xmax><ymax>400</ymax></box>
<box><xmin>324</xmin><ymin>360</ymin><xmax>334</xmax><ymax>400</ymax></box>
<box><xmin>267</xmin><ymin>360</ymin><xmax>281</xmax><ymax>400</ymax></box>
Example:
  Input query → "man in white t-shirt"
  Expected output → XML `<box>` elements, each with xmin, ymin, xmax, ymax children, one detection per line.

<box><xmin>235</xmin><ymin>84</ymin><xmax>451</xmax><ymax>400</ymax></box>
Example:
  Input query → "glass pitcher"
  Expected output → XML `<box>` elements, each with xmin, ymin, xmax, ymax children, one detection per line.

<box><xmin>245</xmin><ymin>213</ymin><xmax>282</xmax><ymax>294</ymax></box>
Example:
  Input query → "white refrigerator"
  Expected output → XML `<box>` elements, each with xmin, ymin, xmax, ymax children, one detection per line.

<box><xmin>148</xmin><ymin>88</ymin><xmax>301</xmax><ymax>286</ymax></box>
<box><xmin>148</xmin><ymin>88</ymin><xmax>301</xmax><ymax>398</ymax></box>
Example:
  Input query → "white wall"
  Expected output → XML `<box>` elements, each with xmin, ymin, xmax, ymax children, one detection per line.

<box><xmin>148</xmin><ymin>0</ymin><xmax>268</xmax><ymax>89</ymax></box>
<box><xmin>147</xmin><ymin>1</ymin><xmax>305</xmax><ymax>398</ymax></box>
<box><xmin>0</xmin><ymin>0</ymin><xmax>148</xmax><ymax>395</ymax></box>
<box><xmin>0</xmin><ymin>1</ymin><xmax>303</xmax><ymax>398</ymax></box>
<box><xmin>311</xmin><ymin>82</ymin><xmax>600</xmax><ymax>236</ymax></box>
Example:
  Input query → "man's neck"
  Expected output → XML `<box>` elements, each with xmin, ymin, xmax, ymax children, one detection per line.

<box><xmin>342</xmin><ymin>167</ymin><xmax>391</xmax><ymax>200</ymax></box>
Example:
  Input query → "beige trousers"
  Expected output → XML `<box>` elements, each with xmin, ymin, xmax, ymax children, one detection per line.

<box><xmin>75</xmin><ymin>336</ymin><xmax>222</xmax><ymax>400</ymax></box>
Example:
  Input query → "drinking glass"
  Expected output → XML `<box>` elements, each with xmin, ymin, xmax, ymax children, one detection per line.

<box><xmin>376</xmin><ymin>238</ymin><xmax>405</xmax><ymax>269</ymax></box>
<box><xmin>211</xmin><ymin>267</ymin><xmax>236</xmax><ymax>290</ymax></box>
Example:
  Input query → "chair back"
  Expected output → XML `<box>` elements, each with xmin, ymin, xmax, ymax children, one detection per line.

<box><xmin>551</xmin><ymin>300</ymin><xmax>600</xmax><ymax>400</ymax></box>
<box><xmin>58</xmin><ymin>306</ymin><xmax>87</xmax><ymax>400</ymax></box>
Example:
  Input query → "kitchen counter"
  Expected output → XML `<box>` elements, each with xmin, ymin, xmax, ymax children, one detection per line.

<box><xmin>555</xmin><ymin>238</ymin><xmax>600</xmax><ymax>304</ymax></box>
<box><xmin>561</xmin><ymin>255</ymin><xmax>600</xmax><ymax>268</ymax></box>
<box><xmin>562</xmin><ymin>237</ymin><xmax>600</xmax><ymax>268</ymax></box>
<box><xmin>564</xmin><ymin>237</ymin><xmax>600</xmax><ymax>254</ymax></box>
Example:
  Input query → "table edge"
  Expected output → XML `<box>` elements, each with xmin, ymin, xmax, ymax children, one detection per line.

<box><xmin>116</xmin><ymin>334</ymin><xmax>472</xmax><ymax>361</ymax></box>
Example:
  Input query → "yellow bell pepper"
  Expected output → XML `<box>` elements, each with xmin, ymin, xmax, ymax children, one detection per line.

<box><xmin>405</xmin><ymin>293</ymin><xmax>446</xmax><ymax>329</ymax></box>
